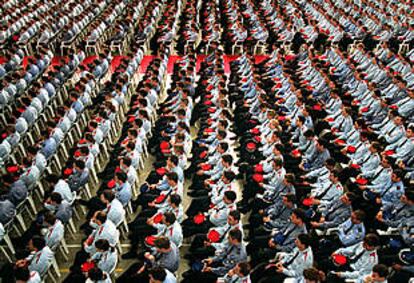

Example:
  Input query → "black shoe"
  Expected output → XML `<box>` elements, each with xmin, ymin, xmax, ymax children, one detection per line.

<box><xmin>122</xmin><ymin>251</ymin><xmax>138</xmax><ymax>259</ymax></box>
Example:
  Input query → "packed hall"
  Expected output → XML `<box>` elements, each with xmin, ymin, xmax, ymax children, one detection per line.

<box><xmin>0</xmin><ymin>0</ymin><xmax>413</xmax><ymax>282</ymax></box>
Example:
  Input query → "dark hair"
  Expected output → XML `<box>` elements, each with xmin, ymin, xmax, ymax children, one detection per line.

<box><xmin>95</xmin><ymin>211</ymin><xmax>107</xmax><ymax>224</ymax></box>
<box><xmin>95</xmin><ymin>239</ymin><xmax>110</xmax><ymax>251</ymax></box>
<box><xmin>229</xmin><ymin>229</ymin><xmax>242</xmax><ymax>242</ymax></box>
<box><xmin>154</xmin><ymin>236</ymin><xmax>171</xmax><ymax>249</ymax></box>
<box><xmin>353</xmin><ymin>210</ymin><xmax>366</xmax><ymax>222</ymax></box>
<box><xmin>75</xmin><ymin>160</ymin><xmax>85</xmax><ymax>170</ymax></box>
<box><xmin>297</xmin><ymin>233</ymin><xmax>311</xmax><ymax>247</ymax></box>
<box><xmin>44</xmin><ymin>212</ymin><xmax>57</xmax><ymax>225</ymax></box>
<box><xmin>292</xmin><ymin>208</ymin><xmax>306</xmax><ymax>222</ymax></box>
<box><xmin>31</xmin><ymin>235</ymin><xmax>46</xmax><ymax>250</ymax></box>
<box><xmin>50</xmin><ymin>192</ymin><xmax>63</xmax><ymax>204</ymax></box>
<box><xmin>219</xmin><ymin>142</ymin><xmax>229</xmax><ymax>151</ymax></box>
<box><xmin>223</xmin><ymin>171</ymin><xmax>236</xmax><ymax>182</ymax></box>
<box><xmin>164</xmin><ymin>212</ymin><xmax>176</xmax><ymax>225</ymax></box>
<box><xmin>229</xmin><ymin>210</ymin><xmax>241</xmax><ymax>221</ymax></box>
<box><xmin>237</xmin><ymin>262</ymin><xmax>251</xmax><ymax>276</ymax></box>
<box><xmin>364</xmin><ymin>233</ymin><xmax>380</xmax><ymax>247</ymax></box>
<box><xmin>222</xmin><ymin>154</ymin><xmax>233</xmax><ymax>165</ymax></box>
<box><xmin>169</xmin><ymin>155</ymin><xmax>179</xmax><ymax>166</ymax></box>
<box><xmin>373</xmin><ymin>264</ymin><xmax>389</xmax><ymax>278</ymax></box>
<box><xmin>169</xmin><ymin>194</ymin><xmax>181</xmax><ymax>206</ymax></box>
<box><xmin>102</xmin><ymin>190</ymin><xmax>115</xmax><ymax>202</ymax></box>
<box><xmin>224</xmin><ymin>191</ymin><xmax>237</xmax><ymax>202</ymax></box>
<box><xmin>116</xmin><ymin>172</ymin><xmax>128</xmax><ymax>182</ymax></box>
<box><xmin>14</xmin><ymin>266</ymin><xmax>30</xmax><ymax>281</ymax></box>
<box><xmin>167</xmin><ymin>172</ymin><xmax>178</xmax><ymax>183</ymax></box>
<box><xmin>149</xmin><ymin>267</ymin><xmax>167</xmax><ymax>281</ymax></box>
<box><xmin>88</xmin><ymin>267</ymin><xmax>104</xmax><ymax>281</ymax></box>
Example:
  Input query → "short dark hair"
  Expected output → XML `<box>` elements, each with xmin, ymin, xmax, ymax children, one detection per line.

<box><xmin>31</xmin><ymin>235</ymin><xmax>46</xmax><ymax>251</ymax></box>
<box><xmin>293</xmin><ymin>208</ymin><xmax>306</xmax><ymax>222</ymax></box>
<box><xmin>224</xmin><ymin>191</ymin><xmax>237</xmax><ymax>202</ymax></box>
<box><xmin>164</xmin><ymin>212</ymin><xmax>176</xmax><ymax>225</ymax></box>
<box><xmin>155</xmin><ymin>236</ymin><xmax>171</xmax><ymax>249</ymax></box>
<box><xmin>88</xmin><ymin>267</ymin><xmax>104</xmax><ymax>281</ymax></box>
<box><xmin>167</xmin><ymin>172</ymin><xmax>178</xmax><ymax>183</ymax></box>
<box><xmin>149</xmin><ymin>267</ymin><xmax>167</xmax><ymax>281</ymax></box>
<box><xmin>95</xmin><ymin>239</ymin><xmax>110</xmax><ymax>251</ymax></box>
<box><xmin>14</xmin><ymin>266</ymin><xmax>30</xmax><ymax>281</ymax></box>
<box><xmin>229</xmin><ymin>210</ymin><xmax>241</xmax><ymax>221</ymax></box>
<box><xmin>50</xmin><ymin>192</ymin><xmax>63</xmax><ymax>204</ymax></box>
<box><xmin>95</xmin><ymin>211</ymin><xmax>107</xmax><ymax>224</ymax></box>
<box><xmin>44</xmin><ymin>212</ymin><xmax>57</xmax><ymax>225</ymax></box>
<box><xmin>169</xmin><ymin>194</ymin><xmax>181</xmax><ymax>206</ymax></box>
<box><xmin>364</xmin><ymin>233</ymin><xmax>380</xmax><ymax>247</ymax></box>
<box><xmin>102</xmin><ymin>189</ymin><xmax>115</xmax><ymax>202</ymax></box>
<box><xmin>373</xmin><ymin>264</ymin><xmax>389</xmax><ymax>278</ymax></box>
<box><xmin>297</xmin><ymin>233</ymin><xmax>311</xmax><ymax>247</ymax></box>
<box><xmin>237</xmin><ymin>262</ymin><xmax>251</xmax><ymax>276</ymax></box>
<box><xmin>229</xmin><ymin>229</ymin><xmax>242</xmax><ymax>242</ymax></box>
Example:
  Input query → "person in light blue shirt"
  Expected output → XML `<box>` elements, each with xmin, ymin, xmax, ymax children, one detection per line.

<box><xmin>114</xmin><ymin>172</ymin><xmax>132</xmax><ymax>207</ymax></box>
<box><xmin>337</xmin><ymin>211</ymin><xmax>366</xmax><ymax>247</ymax></box>
<box><xmin>92</xmin><ymin>239</ymin><xmax>118</xmax><ymax>274</ymax></box>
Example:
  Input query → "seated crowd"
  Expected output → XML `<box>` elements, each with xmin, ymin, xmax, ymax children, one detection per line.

<box><xmin>0</xmin><ymin>0</ymin><xmax>413</xmax><ymax>282</ymax></box>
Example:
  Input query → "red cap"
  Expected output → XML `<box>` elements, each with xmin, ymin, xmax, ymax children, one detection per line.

<box><xmin>81</xmin><ymin>261</ymin><xmax>96</xmax><ymax>272</ymax></box>
<box><xmin>79</xmin><ymin>138</ymin><xmax>87</xmax><ymax>144</ymax></box>
<box><xmin>334</xmin><ymin>139</ymin><xmax>346</xmax><ymax>145</ymax></box>
<box><xmin>254</xmin><ymin>136</ymin><xmax>261</xmax><ymax>143</ymax></box>
<box><xmin>63</xmin><ymin>168</ymin><xmax>73</xmax><ymax>176</ymax></box>
<box><xmin>155</xmin><ymin>194</ymin><xmax>167</xmax><ymax>204</ymax></box>
<box><xmin>207</xmin><ymin>229</ymin><xmax>221</xmax><ymax>243</ymax></box>
<box><xmin>199</xmin><ymin>151</ymin><xmax>208</xmax><ymax>159</ymax></box>
<box><xmin>313</xmin><ymin>104</ymin><xmax>322</xmax><ymax>111</ymax></box>
<box><xmin>252</xmin><ymin>173</ymin><xmax>264</xmax><ymax>183</ymax></box>
<box><xmin>205</xmin><ymin>128</ymin><xmax>214</xmax><ymax>133</ymax></box>
<box><xmin>208</xmin><ymin>107</ymin><xmax>216</xmax><ymax>113</ymax></box>
<box><xmin>115</xmin><ymin>166</ymin><xmax>121</xmax><ymax>173</ymax></box>
<box><xmin>153</xmin><ymin>213</ymin><xmax>163</xmax><ymax>224</ymax></box>
<box><xmin>107</xmin><ymin>179</ymin><xmax>116</xmax><ymax>188</ymax></box>
<box><xmin>7</xmin><ymin>166</ymin><xmax>19</xmax><ymax>173</ymax></box>
<box><xmin>356</xmin><ymin>178</ymin><xmax>368</xmax><ymax>185</ymax></box>
<box><xmin>156</xmin><ymin>167</ymin><xmax>167</xmax><ymax>176</ymax></box>
<box><xmin>145</xmin><ymin>235</ymin><xmax>157</xmax><ymax>246</ymax></box>
<box><xmin>160</xmin><ymin>141</ymin><xmax>170</xmax><ymax>150</ymax></box>
<box><xmin>251</xmin><ymin>128</ymin><xmax>260</xmax><ymax>135</ymax></box>
<box><xmin>201</xmin><ymin>164</ymin><xmax>212</xmax><ymax>171</ymax></box>
<box><xmin>361</xmin><ymin>107</ymin><xmax>369</xmax><ymax>113</ymax></box>
<box><xmin>204</xmin><ymin>100</ymin><xmax>212</xmax><ymax>106</ymax></box>
<box><xmin>347</xmin><ymin>146</ymin><xmax>356</xmax><ymax>153</ymax></box>
<box><xmin>254</xmin><ymin>164</ymin><xmax>263</xmax><ymax>173</ymax></box>
<box><xmin>128</xmin><ymin>116</ymin><xmax>136</xmax><ymax>123</ymax></box>
<box><xmin>302</xmin><ymin>198</ymin><xmax>314</xmax><ymax>206</ymax></box>
<box><xmin>333</xmin><ymin>254</ymin><xmax>347</xmax><ymax>266</ymax></box>
<box><xmin>74</xmin><ymin>150</ymin><xmax>81</xmax><ymax>157</ymax></box>
<box><xmin>278</xmin><ymin>116</ymin><xmax>286</xmax><ymax>121</ymax></box>
<box><xmin>246</xmin><ymin>142</ymin><xmax>256</xmax><ymax>151</ymax></box>
<box><xmin>350</xmin><ymin>164</ymin><xmax>361</xmax><ymax>169</ymax></box>
<box><xmin>384</xmin><ymin>150</ymin><xmax>395</xmax><ymax>156</ymax></box>
<box><xmin>193</xmin><ymin>213</ymin><xmax>206</xmax><ymax>224</ymax></box>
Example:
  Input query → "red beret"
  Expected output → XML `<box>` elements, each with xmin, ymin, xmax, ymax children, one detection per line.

<box><xmin>201</xmin><ymin>164</ymin><xmax>212</xmax><ymax>171</ymax></box>
<box><xmin>7</xmin><ymin>166</ymin><xmax>19</xmax><ymax>173</ymax></box>
<box><xmin>302</xmin><ymin>198</ymin><xmax>314</xmax><ymax>207</ymax></box>
<box><xmin>145</xmin><ymin>235</ymin><xmax>157</xmax><ymax>246</ymax></box>
<box><xmin>155</xmin><ymin>194</ymin><xmax>167</xmax><ymax>204</ymax></box>
<box><xmin>246</xmin><ymin>142</ymin><xmax>256</xmax><ymax>151</ymax></box>
<box><xmin>160</xmin><ymin>141</ymin><xmax>170</xmax><ymax>150</ymax></box>
<box><xmin>193</xmin><ymin>213</ymin><xmax>206</xmax><ymax>224</ymax></box>
<box><xmin>355</xmin><ymin>178</ymin><xmax>368</xmax><ymax>185</ymax></box>
<box><xmin>254</xmin><ymin>164</ymin><xmax>263</xmax><ymax>173</ymax></box>
<box><xmin>153</xmin><ymin>213</ymin><xmax>163</xmax><ymax>224</ymax></box>
<box><xmin>107</xmin><ymin>179</ymin><xmax>116</xmax><ymax>188</ymax></box>
<box><xmin>332</xmin><ymin>254</ymin><xmax>347</xmax><ymax>266</ymax></box>
<box><xmin>252</xmin><ymin>173</ymin><xmax>264</xmax><ymax>183</ymax></box>
<box><xmin>156</xmin><ymin>167</ymin><xmax>167</xmax><ymax>176</ymax></box>
<box><xmin>207</xmin><ymin>229</ymin><xmax>221</xmax><ymax>243</ymax></box>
